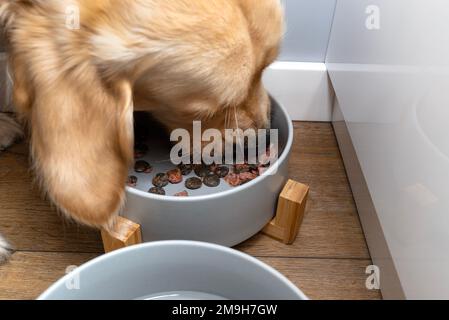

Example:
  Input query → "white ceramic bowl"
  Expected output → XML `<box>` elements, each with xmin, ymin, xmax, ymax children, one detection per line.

<box><xmin>39</xmin><ymin>241</ymin><xmax>307</xmax><ymax>300</ymax></box>
<box><xmin>123</xmin><ymin>98</ymin><xmax>294</xmax><ymax>246</ymax></box>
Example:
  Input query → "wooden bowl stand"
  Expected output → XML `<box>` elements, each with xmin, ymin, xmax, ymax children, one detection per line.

<box><xmin>102</xmin><ymin>179</ymin><xmax>309</xmax><ymax>253</ymax></box>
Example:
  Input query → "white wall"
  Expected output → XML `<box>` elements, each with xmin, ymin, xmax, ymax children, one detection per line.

<box><xmin>327</xmin><ymin>0</ymin><xmax>449</xmax><ymax>299</ymax></box>
<box><xmin>265</xmin><ymin>0</ymin><xmax>337</xmax><ymax>121</ymax></box>
<box><xmin>280</xmin><ymin>0</ymin><xmax>336</xmax><ymax>62</ymax></box>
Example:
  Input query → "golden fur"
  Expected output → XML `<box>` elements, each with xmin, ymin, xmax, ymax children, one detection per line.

<box><xmin>0</xmin><ymin>0</ymin><xmax>284</xmax><ymax>229</ymax></box>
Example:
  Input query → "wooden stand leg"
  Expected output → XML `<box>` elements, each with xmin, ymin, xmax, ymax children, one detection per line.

<box><xmin>263</xmin><ymin>179</ymin><xmax>310</xmax><ymax>245</ymax></box>
<box><xmin>101</xmin><ymin>216</ymin><xmax>142</xmax><ymax>253</ymax></box>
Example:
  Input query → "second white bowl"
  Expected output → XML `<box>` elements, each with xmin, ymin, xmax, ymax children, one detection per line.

<box><xmin>39</xmin><ymin>241</ymin><xmax>307</xmax><ymax>300</ymax></box>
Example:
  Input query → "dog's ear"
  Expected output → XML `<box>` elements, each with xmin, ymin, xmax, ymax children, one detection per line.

<box><xmin>30</xmin><ymin>76</ymin><xmax>134</xmax><ymax>228</ymax></box>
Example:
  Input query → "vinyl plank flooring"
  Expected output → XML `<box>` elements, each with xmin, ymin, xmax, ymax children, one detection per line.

<box><xmin>0</xmin><ymin>122</ymin><xmax>380</xmax><ymax>299</ymax></box>
<box><xmin>0</xmin><ymin>152</ymin><xmax>103</xmax><ymax>253</ymax></box>
<box><xmin>0</xmin><ymin>251</ymin><xmax>99</xmax><ymax>300</ymax></box>
<box><xmin>259</xmin><ymin>257</ymin><xmax>381</xmax><ymax>300</ymax></box>
<box><xmin>0</xmin><ymin>253</ymin><xmax>381</xmax><ymax>300</ymax></box>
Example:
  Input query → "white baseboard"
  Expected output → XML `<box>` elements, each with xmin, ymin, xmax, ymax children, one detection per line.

<box><xmin>1</xmin><ymin>57</ymin><xmax>335</xmax><ymax>120</ymax></box>
<box><xmin>264</xmin><ymin>61</ymin><xmax>334</xmax><ymax>122</ymax></box>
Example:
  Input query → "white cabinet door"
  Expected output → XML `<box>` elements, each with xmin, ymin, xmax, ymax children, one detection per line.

<box><xmin>327</xmin><ymin>0</ymin><xmax>449</xmax><ymax>299</ymax></box>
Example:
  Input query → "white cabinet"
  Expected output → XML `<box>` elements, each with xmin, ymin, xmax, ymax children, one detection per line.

<box><xmin>327</xmin><ymin>0</ymin><xmax>449</xmax><ymax>299</ymax></box>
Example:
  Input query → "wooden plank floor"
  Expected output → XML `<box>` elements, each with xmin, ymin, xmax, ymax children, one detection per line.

<box><xmin>0</xmin><ymin>122</ymin><xmax>382</xmax><ymax>300</ymax></box>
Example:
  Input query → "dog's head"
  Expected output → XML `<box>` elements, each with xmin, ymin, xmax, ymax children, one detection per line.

<box><xmin>222</xmin><ymin>0</ymin><xmax>285</xmax><ymax>132</ymax></box>
<box><xmin>130</xmin><ymin>0</ymin><xmax>285</xmax><ymax>135</ymax></box>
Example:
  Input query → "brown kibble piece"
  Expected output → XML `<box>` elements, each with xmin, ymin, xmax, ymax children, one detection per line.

<box><xmin>214</xmin><ymin>165</ymin><xmax>230</xmax><ymax>178</ymax></box>
<box><xmin>194</xmin><ymin>164</ymin><xmax>210</xmax><ymax>178</ymax></box>
<box><xmin>234</xmin><ymin>164</ymin><xmax>250</xmax><ymax>174</ymax></box>
<box><xmin>148</xmin><ymin>187</ymin><xmax>166</xmax><ymax>195</ymax></box>
<box><xmin>135</xmin><ymin>160</ymin><xmax>153</xmax><ymax>173</ymax></box>
<box><xmin>178</xmin><ymin>164</ymin><xmax>193</xmax><ymax>176</ymax></box>
<box><xmin>239</xmin><ymin>171</ymin><xmax>258</xmax><ymax>184</ymax></box>
<box><xmin>174</xmin><ymin>190</ymin><xmax>189</xmax><ymax>197</ymax></box>
<box><xmin>224</xmin><ymin>172</ymin><xmax>241</xmax><ymax>187</ymax></box>
<box><xmin>186</xmin><ymin>177</ymin><xmax>203</xmax><ymax>190</ymax></box>
<box><xmin>203</xmin><ymin>173</ymin><xmax>221</xmax><ymax>188</ymax></box>
<box><xmin>152</xmin><ymin>173</ymin><xmax>169</xmax><ymax>188</ymax></box>
<box><xmin>126</xmin><ymin>175</ymin><xmax>138</xmax><ymax>187</ymax></box>
<box><xmin>167</xmin><ymin>168</ymin><xmax>183</xmax><ymax>184</ymax></box>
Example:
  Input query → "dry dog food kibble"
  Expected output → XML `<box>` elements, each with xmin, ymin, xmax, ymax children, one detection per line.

<box><xmin>239</xmin><ymin>171</ymin><xmax>258</xmax><ymax>184</ymax></box>
<box><xmin>130</xmin><ymin>146</ymin><xmax>276</xmax><ymax>195</ymax></box>
<box><xmin>208</xmin><ymin>163</ymin><xmax>218</xmax><ymax>173</ymax></box>
<box><xmin>194</xmin><ymin>164</ymin><xmax>210</xmax><ymax>178</ymax></box>
<box><xmin>234</xmin><ymin>164</ymin><xmax>250</xmax><ymax>174</ymax></box>
<box><xmin>134</xmin><ymin>143</ymin><xmax>149</xmax><ymax>159</ymax></box>
<box><xmin>214</xmin><ymin>165</ymin><xmax>230</xmax><ymax>178</ymax></box>
<box><xmin>148</xmin><ymin>187</ymin><xmax>166</xmax><ymax>195</ymax></box>
<box><xmin>224</xmin><ymin>172</ymin><xmax>241</xmax><ymax>187</ymax></box>
<box><xmin>135</xmin><ymin>160</ymin><xmax>153</xmax><ymax>173</ymax></box>
<box><xmin>203</xmin><ymin>173</ymin><xmax>221</xmax><ymax>188</ymax></box>
<box><xmin>185</xmin><ymin>177</ymin><xmax>203</xmax><ymax>190</ymax></box>
<box><xmin>178</xmin><ymin>164</ymin><xmax>193</xmax><ymax>176</ymax></box>
<box><xmin>153</xmin><ymin>173</ymin><xmax>169</xmax><ymax>188</ymax></box>
<box><xmin>249</xmin><ymin>164</ymin><xmax>259</xmax><ymax>173</ymax></box>
<box><xmin>195</xmin><ymin>163</ymin><xmax>216</xmax><ymax>178</ymax></box>
<box><xmin>167</xmin><ymin>168</ymin><xmax>183</xmax><ymax>184</ymax></box>
<box><xmin>127</xmin><ymin>175</ymin><xmax>138</xmax><ymax>187</ymax></box>
<box><xmin>174</xmin><ymin>190</ymin><xmax>189</xmax><ymax>197</ymax></box>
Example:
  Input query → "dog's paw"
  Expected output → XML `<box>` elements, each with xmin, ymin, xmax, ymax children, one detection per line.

<box><xmin>0</xmin><ymin>113</ymin><xmax>23</xmax><ymax>151</ymax></box>
<box><xmin>0</xmin><ymin>233</ymin><xmax>14</xmax><ymax>265</ymax></box>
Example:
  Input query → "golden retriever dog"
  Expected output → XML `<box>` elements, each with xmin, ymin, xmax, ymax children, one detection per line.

<box><xmin>0</xmin><ymin>0</ymin><xmax>284</xmax><ymax>263</ymax></box>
